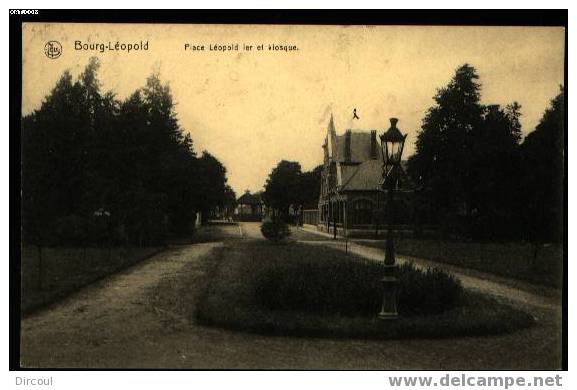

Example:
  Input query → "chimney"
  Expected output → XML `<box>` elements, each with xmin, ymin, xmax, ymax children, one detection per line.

<box><xmin>370</xmin><ymin>130</ymin><xmax>377</xmax><ymax>159</ymax></box>
<box><xmin>344</xmin><ymin>130</ymin><xmax>351</xmax><ymax>162</ymax></box>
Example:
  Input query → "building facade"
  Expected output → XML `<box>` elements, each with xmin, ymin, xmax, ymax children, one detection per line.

<box><xmin>235</xmin><ymin>191</ymin><xmax>264</xmax><ymax>222</ymax></box>
<box><xmin>317</xmin><ymin>115</ymin><xmax>414</xmax><ymax>237</ymax></box>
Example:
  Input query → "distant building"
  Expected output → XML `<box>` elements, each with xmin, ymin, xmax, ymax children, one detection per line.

<box><xmin>235</xmin><ymin>190</ymin><xmax>264</xmax><ymax>221</ymax></box>
<box><xmin>315</xmin><ymin>115</ymin><xmax>414</xmax><ymax>236</ymax></box>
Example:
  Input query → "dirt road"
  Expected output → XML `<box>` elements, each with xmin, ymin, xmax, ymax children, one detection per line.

<box><xmin>20</xmin><ymin>224</ymin><xmax>562</xmax><ymax>369</ymax></box>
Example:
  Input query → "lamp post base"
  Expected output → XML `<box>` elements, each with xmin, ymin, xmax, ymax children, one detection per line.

<box><xmin>378</xmin><ymin>311</ymin><xmax>398</xmax><ymax>320</ymax></box>
<box><xmin>378</xmin><ymin>265</ymin><xmax>398</xmax><ymax>320</ymax></box>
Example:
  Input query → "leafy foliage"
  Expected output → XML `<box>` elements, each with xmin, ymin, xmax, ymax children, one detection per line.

<box><xmin>255</xmin><ymin>256</ymin><xmax>462</xmax><ymax>317</ymax></box>
<box><xmin>408</xmin><ymin>64</ymin><xmax>484</xmax><ymax>215</ymax></box>
<box><xmin>262</xmin><ymin>160</ymin><xmax>302</xmax><ymax>217</ymax></box>
<box><xmin>260</xmin><ymin>219</ymin><xmax>291</xmax><ymax>242</ymax></box>
<box><xmin>262</xmin><ymin>161</ymin><xmax>322</xmax><ymax>219</ymax></box>
<box><xmin>407</xmin><ymin>64</ymin><xmax>563</xmax><ymax>242</ymax></box>
<box><xmin>22</xmin><ymin>58</ymin><xmax>232</xmax><ymax>246</ymax></box>
<box><xmin>196</xmin><ymin>241</ymin><xmax>533</xmax><ymax>340</ymax></box>
<box><xmin>396</xmin><ymin>263</ymin><xmax>463</xmax><ymax>315</ymax></box>
<box><xmin>298</xmin><ymin>165</ymin><xmax>323</xmax><ymax>209</ymax></box>
<box><xmin>520</xmin><ymin>88</ymin><xmax>564</xmax><ymax>244</ymax></box>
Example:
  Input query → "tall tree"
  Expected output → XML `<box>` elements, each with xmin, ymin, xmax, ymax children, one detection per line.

<box><xmin>194</xmin><ymin>151</ymin><xmax>230</xmax><ymax>224</ymax></box>
<box><xmin>22</xmin><ymin>58</ymin><xmax>233</xmax><ymax>245</ymax></box>
<box><xmin>408</xmin><ymin>64</ymin><xmax>527</xmax><ymax>239</ymax></box>
<box><xmin>297</xmin><ymin>165</ymin><xmax>323</xmax><ymax>209</ymax></box>
<box><xmin>136</xmin><ymin>72</ymin><xmax>201</xmax><ymax>235</ymax></box>
<box><xmin>221</xmin><ymin>185</ymin><xmax>237</xmax><ymax>218</ymax></box>
<box><xmin>22</xmin><ymin>60</ymin><xmax>111</xmax><ymax>244</ymax></box>
<box><xmin>467</xmin><ymin>103</ymin><xmax>523</xmax><ymax>239</ymax></box>
<box><xmin>263</xmin><ymin>160</ymin><xmax>303</xmax><ymax>218</ymax></box>
<box><xmin>520</xmin><ymin>87</ymin><xmax>564</xmax><ymax>246</ymax></box>
<box><xmin>407</xmin><ymin>64</ymin><xmax>484</xmax><ymax>219</ymax></box>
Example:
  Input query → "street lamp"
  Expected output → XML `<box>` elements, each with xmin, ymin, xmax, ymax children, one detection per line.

<box><xmin>378</xmin><ymin>117</ymin><xmax>407</xmax><ymax>320</ymax></box>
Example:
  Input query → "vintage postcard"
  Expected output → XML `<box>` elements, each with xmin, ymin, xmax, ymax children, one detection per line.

<box><xmin>16</xmin><ymin>15</ymin><xmax>566</xmax><ymax>371</ymax></box>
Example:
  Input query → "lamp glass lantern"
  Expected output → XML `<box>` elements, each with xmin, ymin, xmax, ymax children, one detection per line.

<box><xmin>380</xmin><ymin>118</ymin><xmax>407</xmax><ymax>180</ymax></box>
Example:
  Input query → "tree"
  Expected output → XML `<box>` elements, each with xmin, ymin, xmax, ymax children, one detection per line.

<box><xmin>408</xmin><ymin>64</ymin><xmax>484</xmax><ymax>221</ymax></box>
<box><xmin>133</xmin><ymin>71</ymin><xmax>200</xmax><ymax>236</ymax></box>
<box><xmin>467</xmin><ymin>103</ymin><xmax>524</xmax><ymax>239</ymax></box>
<box><xmin>297</xmin><ymin>165</ymin><xmax>323</xmax><ymax>209</ymax></box>
<box><xmin>263</xmin><ymin>160</ymin><xmax>303</xmax><ymax>218</ymax></box>
<box><xmin>520</xmin><ymin>87</ymin><xmax>564</xmax><ymax>252</ymax></box>
<box><xmin>221</xmin><ymin>185</ymin><xmax>237</xmax><ymax>219</ymax></box>
<box><xmin>195</xmin><ymin>151</ymin><xmax>230</xmax><ymax>224</ymax></box>
<box><xmin>22</xmin><ymin>59</ymin><xmax>113</xmax><ymax>245</ymax></box>
<box><xmin>22</xmin><ymin>58</ymin><xmax>233</xmax><ymax>246</ymax></box>
<box><xmin>407</xmin><ymin>64</ymin><xmax>524</xmax><ymax>239</ymax></box>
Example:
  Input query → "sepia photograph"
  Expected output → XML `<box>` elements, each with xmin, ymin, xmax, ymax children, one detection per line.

<box><xmin>12</xmin><ymin>11</ymin><xmax>566</xmax><ymax>371</ymax></box>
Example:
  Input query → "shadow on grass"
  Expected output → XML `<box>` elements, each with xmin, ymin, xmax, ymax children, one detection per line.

<box><xmin>360</xmin><ymin>239</ymin><xmax>563</xmax><ymax>289</ymax></box>
<box><xmin>194</xmin><ymin>240</ymin><xmax>534</xmax><ymax>340</ymax></box>
<box><xmin>187</xmin><ymin>223</ymin><xmax>243</xmax><ymax>244</ymax></box>
<box><xmin>21</xmin><ymin>246</ymin><xmax>164</xmax><ymax>315</ymax></box>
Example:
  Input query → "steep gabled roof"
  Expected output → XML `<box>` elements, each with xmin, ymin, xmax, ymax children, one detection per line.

<box><xmin>326</xmin><ymin>115</ymin><xmax>379</xmax><ymax>163</ymax></box>
<box><xmin>339</xmin><ymin>160</ymin><xmax>413</xmax><ymax>192</ymax></box>
<box><xmin>334</xmin><ymin>131</ymin><xmax>377</xmax><ymax>163</ymax></box>
<box><xmin>339</xmin><ymin>159</ymin><xmax>382</xmax><ymax>191</ymax></box>
<box><xmin>237</xmin><ymin>191</ymin><xmax>262</xmax><ymax>205</ymax></box>
<box><xmin>323</xmin><ymin>114</ymin><xmax>414</xmax><ymax>192</ymax></box>
<box><xmin>327</xmin><ymin>114</ymin><xmax>338</xmax><ymax>159</ymax></box>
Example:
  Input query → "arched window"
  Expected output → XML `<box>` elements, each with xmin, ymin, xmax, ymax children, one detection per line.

<box><xmin>352</xmin><ymin>198</ymin><xmax>374</xmax><ymax>226</ymax></box>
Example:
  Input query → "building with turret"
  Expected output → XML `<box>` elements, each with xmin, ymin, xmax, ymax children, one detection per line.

<box><xmin>315</xmin><ymin>115</ymin><xmax>413</xmax><ymax>237</ymax></box>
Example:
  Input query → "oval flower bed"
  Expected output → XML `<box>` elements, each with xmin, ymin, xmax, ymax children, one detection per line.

<box><xmin>194</xmin><ymin>241</ymin><xmax>534</xmax><ymax>339</ymax></box>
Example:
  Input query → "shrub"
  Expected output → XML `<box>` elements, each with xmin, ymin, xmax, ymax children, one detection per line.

<box><xmin>260</xmin><ymin>219</ymin><xmax>290</xmax><ymax>242</ymax></box>
<box><xmin>195</xmin><ymin>242</ymin><xmax>532</xmax><ymax>339</ymax></box>
<box><xmin>255</xmin><ymin>256</ymin><xmax>462</xmax><ymax>317</ymax></box>
<box><xmin>397</xmin><ymin>262</ymin><xmax>463</xmax><ymax>315</ymax></box>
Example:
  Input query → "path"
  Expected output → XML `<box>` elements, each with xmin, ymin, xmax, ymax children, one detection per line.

<box><xmin>20</xmin><ymin>223</ymin><xmax>562</xmax><ymax>369</ymax></box>
<box><xmin>295</xmin><ymin>224</ymin><xmax>561</xmax><ymax>310</ymax></box>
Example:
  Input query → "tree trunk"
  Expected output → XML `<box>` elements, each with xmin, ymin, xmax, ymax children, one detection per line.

<box><xmin>531</xmin><ymin>242</ymin><xmax>542</xmax><ymax>272</ymax></box>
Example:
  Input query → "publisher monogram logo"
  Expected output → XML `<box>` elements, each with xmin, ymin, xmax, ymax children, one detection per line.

<box><xmin>44</xmin><ymin>41</ymin><xmax>62</xmax><ymax>59</ymax></box>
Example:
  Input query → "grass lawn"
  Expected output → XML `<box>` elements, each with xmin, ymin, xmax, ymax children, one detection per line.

<box><xmin>189</xmin><ymin>223</ymin><xmax>242</xmax><ymax>243</ymax></box>
<box><xmin>21</xmin><ymin>246</ymin><xmax>162</xmax><ymax>314</ymax></box>
<box><xmin>195</xmin><ymin>240</ymin><xmax>534</xmax><ymax>339</ymax></box>
<box><xmin>288</xmin><ymin>227</ymin><xmax>336</xmax><ymax>241</ymax></box>
<box><xmin>358</xmin><ymin>238</ymin><xmax>563</xmax><ymax>289</ymax></box>
<box><xmin>21</xmin><ymin>222</ymin><xmax>234</xmax><ymax>314</ymax></box>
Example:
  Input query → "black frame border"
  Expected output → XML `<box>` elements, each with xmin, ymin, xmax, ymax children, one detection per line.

<box><xmin>9</xmin><ymin>9</ymin><xmax>568</xmax><ymax>372</ymax></box>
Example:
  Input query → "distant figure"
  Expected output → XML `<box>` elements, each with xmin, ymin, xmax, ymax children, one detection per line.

<box><xmin>353</xmin><ymin>108</ymin><xmax>360</xmax><ymax>120</ymax></box>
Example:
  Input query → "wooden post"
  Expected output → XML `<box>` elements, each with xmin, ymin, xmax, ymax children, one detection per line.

<box><xmin>375</xmin><ymin>189</ymin><xmax>380</xmax><ymax>239</ymax></box>
<box><xmin>343</xmin><ymin>199</ymin><xmax>347</xmax><ymax>238</ymax></box>
<box><xmin>326</xmin><ymin>199</ymin><xmax>330</xmax><ymax>232</ymax></box>
<box><xmin>333</xmin><ymin>199</ymin><xmax>337</xmax><ymax>239</ymax></box>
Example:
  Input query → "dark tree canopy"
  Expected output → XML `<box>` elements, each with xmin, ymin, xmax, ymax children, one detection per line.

<box><xmin>298</xmin><ymin>165</ymin><xmax>323</xmax><ymax>209</ymax></box>
<box><xmin>263</xmin><ymin>160</ymin><xmax>303</xmax><ymax>217</ymax></box>
<box><xmin>407</xmin><ymin>64</ymin><xmax>534</xmax><ymax>240</ymax></box>
<box><xmin>262</xmin><ymin>162</ymin><xmax>322</xmax><ymax>219</ymax></box>
<box><xmin>408</xmin><ymin>64</ymin><xmax>484</xmax><ymax>214</ymax></box>
<box><xmin>520</xmin><ymin>87</ymin><xmax>565</xmax><ymax>243</ymax></box>
<box><xmin>22</xmin><ymin>58</ymin><xmax>231</xmax><ymax>246</ymax></box>
<box><xmin>194</xmin><ymin>151</ymin><xmax>233</xmax><ymax>223</ymax></box>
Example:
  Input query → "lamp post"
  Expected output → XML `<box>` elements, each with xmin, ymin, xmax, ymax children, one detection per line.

<box><xmin>378</xmin><ymin>117</ymin><xmax>407</xmax><ymax>320</ymax></box>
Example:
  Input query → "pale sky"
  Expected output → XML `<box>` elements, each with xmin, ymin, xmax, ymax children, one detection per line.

<box><xmin>22</xmin><ymin>23</ymin><xmax>565</xmax><ymax>194</ymax></box>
